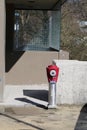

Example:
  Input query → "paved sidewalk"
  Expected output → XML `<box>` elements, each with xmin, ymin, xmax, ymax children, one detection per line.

<box><xmin>0</xmin><ymin>85</ymin><xmax>87</xmax><ymax>130</ymax></box>
<box><xmin>0</xmin><ymin>105</ymin><xmax>87</xmax><ymax>130</ymax></box>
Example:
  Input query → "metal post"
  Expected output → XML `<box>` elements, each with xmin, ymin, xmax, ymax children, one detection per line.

<box><xmin>48</xmin><ymin>81</ymin><xmax>57</xmax><ymax>108</ymax></box>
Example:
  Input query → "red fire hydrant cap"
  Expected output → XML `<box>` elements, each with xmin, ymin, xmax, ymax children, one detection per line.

<box><xmin>46</xmin><ymin>65</ymin><xmax>59</xmax><ymax>82</ymax></box>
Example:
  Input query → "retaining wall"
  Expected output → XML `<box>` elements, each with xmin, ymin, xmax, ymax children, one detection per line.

<box><xmin>53</xmin><ymin>60</ymin><xmax>87</xmax><ymax>105</ymax></box>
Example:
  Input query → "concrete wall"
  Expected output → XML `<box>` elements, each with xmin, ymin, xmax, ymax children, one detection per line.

<box><xmin>53</xmin><ymin>60</ymin><xmax>87</xmax><ymax>105</ymax></box>
<box><xmin>5</xmin><ymin>51</ymin><xmax>69</xmax><ymax>85</ymax></box>
<box><xmin>0</xmin><ymin>0</ymin><xmax>5</xmax><ymax>101</ymax></box>
<box><xmin>6</xmin><ymin>51</ymin><xmax>58</xmax><ymax>85</ymax></box>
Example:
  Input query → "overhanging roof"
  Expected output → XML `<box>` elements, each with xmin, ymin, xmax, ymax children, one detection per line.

<box><xmin>6</xmin><ymin>0</ymin><xmax>67</xmax><ymax>10</ymax></box>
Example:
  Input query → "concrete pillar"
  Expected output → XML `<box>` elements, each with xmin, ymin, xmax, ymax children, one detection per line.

<box><xmin>0</xmin><ymin>0</ymin><xmax>5</xmax><ymax>102</ymax></box>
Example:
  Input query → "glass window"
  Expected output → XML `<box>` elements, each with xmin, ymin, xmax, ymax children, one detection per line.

<box><xmin>14</xmin><ymin>10</ymin><xmax>61</xmax><ymax>51</ymax></box>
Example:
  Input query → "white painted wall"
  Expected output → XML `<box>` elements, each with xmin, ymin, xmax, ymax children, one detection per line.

<box><xmin>53</xmin><ymin>60</ymin><xmax>87</xmax><ymax>105</ymax></box>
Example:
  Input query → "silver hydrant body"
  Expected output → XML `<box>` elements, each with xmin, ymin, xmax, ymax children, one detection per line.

<box><xmin>48</xmin><ymin>81</ymin><xmax>57</xmax><ymax>108</ymax></box>
<box><xmin>46</xmin><ymin>65</ymin><xmax>59</xmax><ymax>109</ymax></box>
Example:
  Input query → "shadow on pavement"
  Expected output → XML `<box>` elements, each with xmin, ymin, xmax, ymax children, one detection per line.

<box><xmin>74</xmin><ymin>104</ymin><xmax>87</xmax><ymax>130</ymax></box>
<box><xmin>15</xmin><ymin>97</ymin><xmax>48</xmax><ymax>109</ymax></box>
<box><xmin>0</xmin><ymin>113</ymin><xmax>44</xmax><ymax>130</ymax></box>
<box><xmin>23</xmin><ymin>90</ymin><xmax>48</xmax><ymax>102</ymax></box>
<box><xmin>15</xmin><ymin>90</ymin><xmax>48</xmax><ymax>109</ymax></box>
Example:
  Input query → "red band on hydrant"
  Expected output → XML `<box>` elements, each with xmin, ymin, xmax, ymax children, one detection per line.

<box><xmin>46</xmin><ymin>65</ymin><xmax>59</xmax><ymax>82</ymax></box>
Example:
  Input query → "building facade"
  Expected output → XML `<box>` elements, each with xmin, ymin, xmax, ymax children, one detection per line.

<box><xmin>0</xmin><ymin>0</ymin><xmax>68</xmax><ymax>102</ymax></box>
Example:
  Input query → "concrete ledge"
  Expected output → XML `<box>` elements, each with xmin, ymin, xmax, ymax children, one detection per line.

<box><xmin>53</xmin><ymin>60</ymin><xmax>87</xmax><ymax>105</ymax></box>
<box><xmin>2</xmin><ymin>85</ymin><xmax>48</xmax><ymax>108</ymax></box>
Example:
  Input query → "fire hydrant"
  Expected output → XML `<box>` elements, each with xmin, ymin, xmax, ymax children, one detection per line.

<box><xmin>46</xmin><ymin>65</ymin><xmax>59</xmax><ymax>108</ymax></box>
